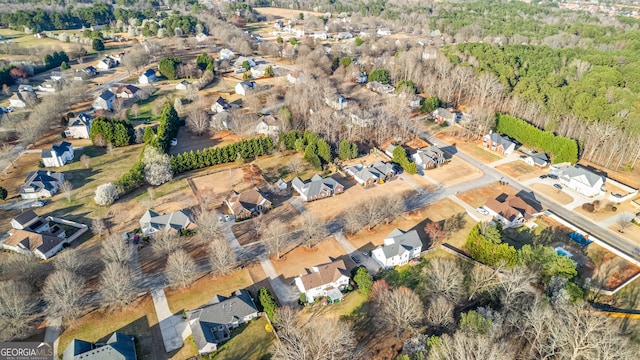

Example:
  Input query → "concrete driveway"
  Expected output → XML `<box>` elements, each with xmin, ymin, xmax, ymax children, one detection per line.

<box><xmin>151</xmin><ymin>287</ymin><xmax>191</xmax><ymax>353</ymax></box>
<box><xmin>259</xmin><ymin>255</ymin><xmax>300</xmax><ymax>307</ymax></box>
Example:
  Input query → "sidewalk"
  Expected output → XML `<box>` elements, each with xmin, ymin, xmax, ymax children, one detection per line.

<box><xmin>151</xmin><ymin>287</ymin><xmax>191</xmax><ymax>353</ymax></box>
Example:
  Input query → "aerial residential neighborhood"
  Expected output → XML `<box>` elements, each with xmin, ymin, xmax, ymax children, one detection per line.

<box><xmin>0</xmin><ymin>1</ymin><xmax>640</xmax><ymax>360</ymax></box>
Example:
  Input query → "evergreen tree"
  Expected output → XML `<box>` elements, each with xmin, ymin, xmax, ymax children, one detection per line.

<box><xmin>316</xmin><ymin>139</ymin><xmax>332</xmax><ymax>163</ymax></box>
<box><xmin>258</xmin><ymin>287</ymin><xmax>278</xmax><ymax>321</ymax></box>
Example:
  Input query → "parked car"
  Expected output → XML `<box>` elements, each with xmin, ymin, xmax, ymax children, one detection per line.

<box><xmin>553</xmin><ymin>183</ymin><xmax>563</xmax><ymax>190</ymax></box>
<box><xmin>170</xmin><ymin>138</ymin><xmax>178</xmax><ymax>146</ymax></box>
<box><xmin>539</xmin><ymin>174</ymin><xmax>548</xmax><ymax>179</ymax></box>
<box><xmin>350</xmin><ymin>255</ymin><xmax>361</xmax><ymax>264</ymax></box>
<box><xmin>548</xmin><ymin>174</ymin><xmax>558</xmax><ymax>179</ymax></box>
<box><xmin>477</xmin><ymin>207</ymin><xmax>489</xmax><ymax>215</ymax></box>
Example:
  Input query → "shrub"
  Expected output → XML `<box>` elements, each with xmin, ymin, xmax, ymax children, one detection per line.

<box><xmin>94</xmin><ymin>183</ymin><xmax>119</xmax><ymax>206</ymax></box>
<box><xmin>258</xmin><ymin>287</ymin><xmax>278</xmax><ymax>321</ymax></box>
<box><xmin>581</xmin><ymin>203</ymin><xmax>595</xmax><ymax>212</ymax></box>
<box><xmin>0</xmin><ymin>186</ymin><xmax>7</xmax><ymax>200</ymax></box>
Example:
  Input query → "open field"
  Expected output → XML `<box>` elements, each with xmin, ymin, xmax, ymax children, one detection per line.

<box><xmin>529</xmin><ymin>183</ymin><xmax>574</xmax><ymax>205</ymax></box>
<box><xmin>209</xmin><ymin>317</ymin><xmax>275</xmax><ymax>360</ymax></box>
<box><xmin>58</xmin><ymin>295</ymin><xmax>165</xmax><ymax>360</ymax></box>
<box><xmin>254</xmin><ymin>7</ymin><xmax>323</xmax><ymax>19</ymax></box>
<box><xmin>496</xmin><ymin>160</ymin><xmax>546</xmax><ymax>181</ymax></box>
<box><xmin>608</xmin><ymin>223</ymin><xmax>640</xmax><ymax>243</ymax></box>
<box><xmin>272</xmin><ymin>237</ymin><xmax>347</xmax><ymax>279</ymax></box>
<box><xmin>458</xmin><ymin>184</ymin><xmax>519</xmax><ymax>208</ymax></box>
<box><xmin>426</xmin><ymin>156</ymin><xmax>483</xmax><ymax>186</ymax></box>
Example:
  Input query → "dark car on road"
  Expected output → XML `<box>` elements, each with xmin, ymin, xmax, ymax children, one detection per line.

<box><xmin>553</xmin><ymin>183</ymin><xmax>563</xmax><ymax>190</ymax></box>
<box><xmin>350</xmin><ymin>255</ymin><xmax>361</xmax><ymax>264</ymax></box>
<box><xmin>548</xmin><ymin>174</ymin><xmax>559</xmax><ymax>179</ymax></box>
<box><xmin>539</xmin><ymin>174</ymin><xmax>548</xmax><ymax>179</ymax></box>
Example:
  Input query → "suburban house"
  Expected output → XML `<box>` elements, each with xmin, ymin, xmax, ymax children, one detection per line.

<box><xmin>432</xmin><ymin>108</ymin><xmax>458</xmax><ymax>125</ymax></box>
<box><xmin>50</xmin><ymin>71</ymin><xmax>64</xmax><ymax>81</ymax></box>
<box><xmin>412</xmin><ymin>146</ymin><xmax>446</xmax><ymax>170</ymax></box>
<box><xmin>377</xmin><ymin>28</ymin><xmax>392</xmax><ymax>36</ymax></box>
<box><xmin>63</xmin><ymin>332</ymin><xmax>136</xmax><ymax>360</ymax></box>
<box><xmin>349</xmin><ymin>111</ymin><xmax>374</xmax><ymax>127</ymax></box>
<box><xmin>235</xmin><ymin>81</ymin><xmax>256</xmax><ymax>96</ymax></box>
<box><xmin>287</xmin><ymin>70</ymin><xmax>306</xmax><ymax>84</ymax></box>
<box><xmin>139</xmin><ymin>209</ymin><xmax>194</xmax><ymax>236</ymax></box>
<box><xmin>97</xmin><ymin>57</ymin><xmax>117</xmax><ymax>70</ymax></box>
<box><xmin>2</xmin><ymin>211</ymin><xmax>69</xmax><ymax>259</ymax></box>
<box><xmin>325</xmin><ymin>94</ymin><xmax>348</xmax><ymax>111</ymax></box>
<box><xmin>225</xmin><ymin>188</ymin><xmax>272</xmax><ymax>220</ymax></box>
<box><xmin>9</xmin><ymin>91</ymin><xmax>37</xmax><ymax>108</ymax></box>
<box><xmin>372</xmin><ymin>228</ymin><xmax>423</xmax><ymax>268</ymax></box>
<box><xmin>176</xmin><ymin>80</ymin><xmax>191</xmax><ymax>91</ymax></box>
<box><xmin>187</xmin><ymin>290</ymin><xmax>259</xmax><ymax>355</ymax></box>
<box><xmin>235</xmin><ymin>56</ymin><xmax>256</xmax><ymax>68</ymax></box>
<box><xmin>366</xmin><ymin>81</ymin><xmax>394</xmax><ymax>94</ymax></box>
<box><xmin>483</xmin><ymin>132</ymin><xmax>516</xmax><ymax>156</ymax></box>
<box><xmin>251</xmin><ymin>64</ymin><xmax>273</xmax><ymax>78</ymax></box>
<box><xmin>93</xmin><ymin>89</ymin><xmax>115</xmax><ymax>111</ymax></box>
<box><xmin>83</xmin><ymin>66</ymin><xmax>98</xmax><ymax>77</ymax></box>
<box><xmin>138</xmin><ymin>69</ymin><xmax>157</xmax><ymax>84</ymax></box>
<box><xmin>65</xmin><ymin>113</ymin><xmax>92</xmax><ymax>139</ymax></box>
<box><xmin>210</xmin><ymin>111</ymin><xmax>232</xmax><ymax>130</ymax></box>
<box><xmin>211</xmin><ymin>96</ymin><xmax>231</xmax><ymax>113</ymax></box>
<box><xmin>219</xmin><ymin>48</ymin><xmax>235</xmax><ymax>60</ymax></box>
<box><xmin>42</xmin><ymin>141</ymin><xmax>74</xmax><ymax>167</ymax></box>
<box><xmin>37</xmin><ymin>80</ymin><xmax>59</xmax><ymax>93</ymax></box>
<box><xmin>255</xmin><ymin>116</ymin><xmax>280</xmax><ymax>136</ymax></box>
<box><xmin>276</xmin><ymin>178</ymin><xmax>288</xmax><ymax>190</ymax></box>
<box><xmin>195</xmin><ymin>33</ymin><xmax>208</xmax><ymax>42</ymax></box>
<box><xmin>523</xmin><ymin>153</ymin><xmax>549</xmax><ymax>167</ymax></box>
<box><xmin>292</xmin><ymin>174</ymin><xmax>345</xmax><ymax>202</ymax></box>
<box><xmin>18</xmin><ymin>84</ymin><xmax>35</xmax><ymax>92</ymax></box>
<box><xmin>345</xmin><ymin>161</ymin><xmax>397</xmax><ymax>187</ymax></box>
<box><xmin>294</xmin><ymin>259</ymin><xmax>350</xmax><ymax>303</ymax></box>
<box><xmin>116</xmin><ymin>84</ymin><xmax>141</xmax><ymax>99</ymax></box>
<box><xmin>20</xmin><ymin>170</ymin><xmax>64</xmax><ymax>199</ymax></box>
<box><xmin>558</xmin><ymin>166</ymin><xmax>605</xmax><ymax>197</ymax></box>
<box><xmin>313</xmin><ymin>31</ymin><xmax>329</xmax><ymax>40</ymax></box>
<box><xmin>336</xmin><ymin>32</ymin><xmax>354</xmax><ymax>40</ymax></box>
<box><xmin>483</xmin><ymin>194</ymin><xmax>543</xmax><ymax>228</ymax></box>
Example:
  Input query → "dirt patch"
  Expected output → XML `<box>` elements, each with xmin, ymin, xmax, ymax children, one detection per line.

<box><xmin>458</xmin><ymin>184</ymin><xmax>519</xmax><ymax>208</ymax></box>
<box><xmin>574</xmin><ymin>199</ymin><xmax>637</xmax><ymax>222</ymax></box>
<box><xmin>272</xmin><ymin>237</ymin><xmax>348</xmax><ymax>279</ymax></box>
<box><xmin>495</xmin><ymin>160</ymin><xmax>546</xmax><ymax>181</ymax></box>
<box><xmin>588</xmin><ymin>244</ymin><xmax>640</xmax><ymax>291</ymax></box>
<box><xmin>190</xmin><ymin>167</ymin><xmax>247</xmax><ymax>208</ymax></box>
<box><xmin>529</xmin><ymin>183</ymin><xmax>574</xmax><ymax>205</ymax></box>
<box><xmin>169</xmin><ymin>129</ymin><xmax>242</xmax><ymax>156</ymax></box>
<box><xmin>425</xmin><ymin>156</ymin><xmax>483</xmax><ymax>186</ymax></box>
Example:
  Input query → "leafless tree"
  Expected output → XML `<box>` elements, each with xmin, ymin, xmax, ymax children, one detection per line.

<box><xmin>193</xmin><ymin>208</ymin><xmax>225</xmax><ymax>239</ymax></box>
<box><xmin>617</xmin><ymin>213</ymin><xmax>635</xmax><ymax>233</ymax></box>
<box><xmin>466</xmin><ymin>264</ymin><xmax>503</xmax><ymax>301</ymax></box>
<box><xmin>101</xmin><ymin>233</ymin><xmax>134</xmax><ymax>265</ymax></box>
<box><xmin>99</xmin><ymin>262</ymin><xmax>137</xmax><ymax>309</ymax></box>
<box><xmin>54</xmin><ymin>249</ymin><xmax>84</xmax><ymax>274</ymax></box>
<box><xmin>208</xmin><ymin>239</ymin><xmax>236</xmax><ymax>275</ymax></box>
<box><xmin>42</xmin><ymin>269</ymin><xmax>86</xmax><ymax>321</ymax></box>
<box><xmin>59</xmin><ymin>180</ymin><xmax>73</xmax><ymax>202</ymax></box>
<box><xmin>262</xmin><ymin>219</ymin><xmax>290</xmax><ymax>259</ymax></box>
<box><xmin>287</xmin><ymin>156</ymin><xmax>304</xmax><ymax>176</ymax></box>
<box><xmin>300</xmin><ymin>213</ymin><xmax>326</xmax><ymax>248</ymax></box>
<box><xmin>166</xmin><ymin>249</ymin><xmax>198</xmax><ymax>289</ymax></box>
<box><xmin>274</xmin><ymin>306</ymin><xmax>299</xmax><ymax>337</ymax></box>
<box><xmin>425</xmin><ymin>295</ymin><xmax>455</xmax><ymax>333</ymax></box>
<box><xmin>378</xmin><ymin>286</ymin><xmax>424</xmax><ymax>338</ymax></box>
<box><xmin>151</xmin><ymin>231</ymin><xmax>182</xmax><ymax>257</ymax></box>
<box><xmin>425</xmin><ymin>221</ymin><xmax>446</xmax><ymax>248</ymax></box>
<box><xmin>499</xmin><ymin>266</ymin><xmax>536</xmax><ymax>312</ymax></box>
<box><xmin>80</xmin><ymin>154</ymin><xmax>91</xmax><ymax>169</ymax></box>
<box><xmin>422</xmin><ymin>257</ymin><xmax>464</xmax><ymax>303</ymax></box>
<box><xmin>143</xmin><ymin>146</ymin><xmax>173</xmax><ymax>186</ymax></box>
<box><xmin>131</xmin><ymin>103</ymin><xmax>140</xmax><ymax>118</ymax></box>
<box><xmin>343</xmin><ymin>207</ymin><xmax>366</xmax><ymax>235</ymax></box>
<box><xmin>186</xmin><ymin>108</ymin><xmax>210</xmax><ymax>136</ymax></box>
<box><xmin>106</xmin><ymin>142</ymin><xmax>115</xmax><ymax>157</ymax></box>
<box><xmin>0</xmin><ymin>280</ymin><xmax>39</xmax><ymax>340</ymax></box>
<box><xmin>94</xmin><ymin>183</ymin><xmax>119</xmax><ymax>206</ymax></box>
<box><xmin>91</xmin><ymin>218</ymin><xmax>107</xmax><ymax>237</ymax></box>
<box><xmin>429</xmin><ymin>331</ymin><xmax>514</xmax><ymax>360</ymax></box>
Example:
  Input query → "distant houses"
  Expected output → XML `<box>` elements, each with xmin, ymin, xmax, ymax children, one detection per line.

<box><xmin>211</xmin><ymin>96</ymin><xmax>231</xmax><ymax>113</ymax></box>
<box><xmin>63</xmin><ymin>332</ymin><xmax>136</xmax><ymax>360</ymax></box>
<box><xmin>20</xmin><ymin>170</ymin><xmax>64</xmax><ymax>199</ymax></box>
<box><xmin>292</xmin><ymin>174</ymin><xmax>344</xmax><ymax>202</ymax></box>
<box><xmin>255</xmin><ymin>116</ymin><xmax>280</xmax><ymax>137</ymax></box>
<box><xmin>371</xmin><ymin>228</ymin><xmax>423</xmax><ymax>268</ymax></box>
<box><xmin>116</xmin><ymin>84</ymin><xmax>142</xmax><ymax>99</ymax></box>
<box><xmin>412</xmin><ymin>146</ymin><xmax>445</xmax><ymax>170</ymax></box>
<box><xmin>186</xmin><ymin>290</ymin><xmax>259</xmax><ymax>355</ymax></box>
<box><xmin>9</xmin><ymin>91</ymin><xmax>37</xmax><ymax>108</ymax></box>
<box><xmin>219</xmin><ymin>48</ymin><xmax>235</xmax><ymax>60</ymax></box>
<box><xmin>294</xmin><ymin>259</ymin><xmax>350</xmax><ymax>303</ymax></box>
<box><xmin>225</xmin><ymin>188</ymin><xmax>272</xmax><ymax>220</ymax></box>
<box><xmin>175</xmin><ymin>80</ymin><xmax>191</xmax><ymax>91</ymax></box>
<box><xmin>139</xmin><ymin>209</ymin><xmax>194</xmax><ymax>236</ymax></box>
<box><xmin>42</xmin><ymin>141</ymin><xmax>74</xmax><ymax>167</ymax></box>
<box><xmin>138</xmin><ymin>69</ymin><xmax>157</xmax><ymax>84</ymax></box>
<box><xmin>523</xmin><ymin>152</ymin><xmax>549</xmax><ymax>167</ymax></box>
<box><xmin>432</xmin><ymin>108</ymin><xmax>458</xmax><ymax>126</ymax></box>
<box><xmin>325</xmin><ymin>94</ymin><xmax>348</xmax><ymax>111</ymax></box>
<box><xmin>344</xmin><ymin>161</ymin><xmax>397</xmax><ymax>187</ymax></box>
<box><xmin>483</xmin><ymin>132</ymin><xmax>516</xmax><ymax>156</ymax></box>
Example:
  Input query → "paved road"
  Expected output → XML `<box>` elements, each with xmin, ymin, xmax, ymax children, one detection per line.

<box><xmin>411</xmin><ymin>126</ymin><xmax>640</xmax><ymax>260</ymax></box>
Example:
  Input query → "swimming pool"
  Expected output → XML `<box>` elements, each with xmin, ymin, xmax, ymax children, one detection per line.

<box><xmin>555</xmin><ymin>247</ymin><xmax>574</xmax><ymax>258</ymax></box>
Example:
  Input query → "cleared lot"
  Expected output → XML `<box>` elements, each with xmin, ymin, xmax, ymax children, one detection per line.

<box><xmin>496</xmin><ymin>160</ymin><xmax>546</xmax><ymax>181</ymax></box>
<box><xmin>458</xmin><ymin>184</ymin><xmax>520</xmax><ymax>208</ymax></box>
<box><xmin>426</xmin><ymin>156</ymin><xmax>483</xmax><ymax>186</ymax></box>
<box><xmin>272</xmin><ymin>237</ymin><xmax>348</xmax><ymax>279</ymax></box>
<box><xmin>529</xmin><ymin>183</ymin><xmax>574</xmax><ymax>205</ymax></box>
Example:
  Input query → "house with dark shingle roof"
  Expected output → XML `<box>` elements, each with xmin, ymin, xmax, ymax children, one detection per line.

<box><xmin>42</xmin><ymin>141</ymin><xmax>74</xmax><ymax>167</ymax></box>
<box><xmin>345</xmin><ymin>161</ymin><xmax>396</xmax><ymax>187</ymax></box>
<box><xmin>62</xmin><ymin>332</ymin><xmax>137</xmax><ymax>360</ymax></box>
<box><xmin>116</xmin><ymin>84</ymin><xmax>141</xmax><ymax>99</ymax></box>
<box><xmin>371</xmin><ymin>228</ymin><xmax>423</xmax><ymax>268</ymax></box>
<box><xmin>483</xmin><ymin>194</ymin><xmax>543</xmax><ymax>228</ymax></box>
<box><xmin>523</xmin><ymin>152</ymin><xmax>549</xmax><ymax>167</ymax></box>
<box><xmin>10</xmin><ymin>210</ymin><xmax>41</xmax><ymax>230</ymax></box>
<box><xmin>93</xmin><ymin>89</ymin><xmax>115</xmax><ymax>111</ymax></box>
<box><xmin>138</xmin><ymin>69</ymin><xmax>157</xmax><ymax>84</ymax></box>
<box><xmin>432</xmin><ymin>108</ymin><xmax>458</xmax><ymax>125</ymax></box>
<box><xmin>186</xmin><ymin>290</ymin><xmax>259</xmax><ymax>355</ymax></box>
<box><xmin>210</xmin><ymin>96</ymin><xmax>231</xmax><ymax>113</ymax></box>
<box><xmin>412</xmin><ymin>146</ymin><xmax>445</xmax><ymax>170</ymax></box>
<box><xmin>483</xmin><ymin>132</ymin><xmax>516</xmax><ymax>155</ymax></box>
<box><xmin>139</xmin><ymin>209</ymin><xmax>194</xmax><ymax>236</ymax></box>
<box><xmin>225</xmin><ymin>188</ymin><xmax>272</xmax><ymax>220</ymax></box>
<box><xmin>291</xmin><ymin>174</ymin><xmax>344</xmax><ymax>202</ymax></box>
<box><xmin>294</xmin><ymin>259</ymin><xmax>350</xmax><ymax>303</ymax></box>
<box><xmin>20</xmin><ymin>170</ymin><xmax>65</xmax><ymax>199</ymax></box>
<box><xmin>65</xmin><ymin>113</ymin><xmax>92</xmax><ymax>139</ymax></box>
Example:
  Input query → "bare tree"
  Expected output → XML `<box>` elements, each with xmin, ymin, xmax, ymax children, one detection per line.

<box><xmin>186</xmin><ymin>108</ymin><xmax>210</xmax><ymax>136</ymax></box>
<box><xmin>425</xmin><ymin>295</ymin><xmax>455</xmax><ymax>332</ymax></box>
<box><xmin>42</xmin><ymin>269</ymin><xmax>85</xmax><ymax>321</ymax></box>
<box><xmin>274</xmin><ymin>306</ymin><xmax>299</xmax><ymax>337</ymax></box>
<box><xmin>101</xmin><ymin>233</ymin><xmax>134</xmax><ymax>265</ymax></box>
<box><xmin>106</xmin><ymin>142</ymin><xmax>115</xmax><ymax>157</ymax></box>
<box><xmin>208</xmin><ymin>239</ymin><xmax>236</xmax><ymax>275</ymax></box>
<box><xmin>166</xmin><ymin>249</ymin><xmax>198</xmax><ymax>288</ymax></box>
<box><xmin>54</xmin><ymin>249</ymin><xmax>84</xmax><ymax>274</ymax></box>
<box><xmin>262</xmin><ymin>219</ymin><xmax>290</xmax><ymax>259</ymax></box>
<box><xmin>466</xmin><ymin>264</ymin><xmax>503</xmax><ymax>301</ymax></box>
<box><xmin>131</xmin><ymin>103</ymin><xmax>140</xmax><ymax>118</ymax></box>
<box><xmin>151</xmin><ymin>231</ymin><xmax>182</xmax><ymax>257</ymax></box>
<box><xmin>94</xmin><ymin>183</ymin><xmax>119</xmax><ymax>206</ymax></box>
<box><xmin>193</xmin><ymin>207</ymin><xmax>225</xmax><ymax>239</ymax></box>
<box><xmin>499</xmin><ymin>266</ymin><xmax>536</xmax><ymax>312</ymax></box>
<box><xmin>422</xmin><ymin>257</ymin><xmax>464</xmax><ymax>303</ymax></box>
<box><xmin>301</xmin><ymin>213</ymin><xmax>326</xmax><ymax>248</ymax></box>
<box><xmin>429</xmin><ymin>331</ymin><xmax>514</xmax><ymax>360</ymax></box>
<box><xmin>425</xmin><ymin>221</ymin><xmax>446</xmax><ymax>248</ymax></box>
<box><xmin>80</xmin><ymin>154</ymin><xmax>91</xmax><ymax>169</ymax></box>
<box><xmin>287</xmin><ymin>156</ymin><xmax>303</xmax><ymax>176</ymax></box>
<box><xmin>100</xmin><ymin>262</ymin><xmax>137</xmax><ymax>309</ymax></box>
<box><xmin>91</xmin><ymin>218</ymin><xmax>107</xmax><ymax>237</ymax></box>
<box><xmin>59</xmin><ymin>180</ymin><xmax>73</xmax><ymax>202</ymax></box>
<box><xmin>343</xmin><ymin>207</ymin><xmax>365</xmax><ymax>235</ymax></box>
<box><xmin>378</xmin><ymin>286</ymin><xmax>424</xmax><ymax>338</ymax></box>
<box><xmin>617</xmin><ymin>213</ymin><xmax>635</xmax><ymax>233</ymax></box>
<box><xmin>0</xmin><ymin>280</ymin><xmax>39</xmax><ymax>340</ymax></box>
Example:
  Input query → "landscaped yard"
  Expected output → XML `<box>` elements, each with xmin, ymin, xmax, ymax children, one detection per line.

<box><xmin>208</xmin><ymin>317</ymin><xmax>276</xmax><ymax>360</ymax></box>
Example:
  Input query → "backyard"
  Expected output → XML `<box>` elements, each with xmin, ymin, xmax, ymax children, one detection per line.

<box><xmin>271</xmin><ymin>237</ymin><xmax>348</xmax><ymax>278</ymax></box>
<box><xmin>208</xmin><ymin>317</ymin><xmax>276</xmax><ymax>360</ymax></box>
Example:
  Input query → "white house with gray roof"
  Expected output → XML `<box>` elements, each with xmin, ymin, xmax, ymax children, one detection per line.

<box><xmin>371</xmin><ymin>228</ymin><xmax>423</xmax><ymax>268</ymax></box>
<box><xmin>186</xmin><ymin>290</ymin><xmax>258</xmax><ymax>355</ymax></box>
<box><xmin>20</xmin><ymin>170</ymin><xmax>64</xmax><ymax>199</ymax></box>
<box><xmin>345</xmin><ymin>161</ymin><xmax>396</xmax><ymax>187</ymax></box>
<box><xmin>92</xmin><ymin>89</ymin><xmax>115</xmax><ymax>111</ymax></box>
<box><xmin>65</xmin><ymin>113</ymin><xmax>92</xmax><ymax>139</ymax></box>
<box><xmin>42</xmin><ymin>141</ymin><xmax>74</xmax><ymax>167</ymax></box>
<box><xmin>139</xmin><ymin>209</ymin><xmax>194</xmax><ymax>236</ymax></box>
<box><xmin>291</xmin><ymin>174</ymin><xmax>344</xmax><ymax>202</ymax></box>
<box><xmin>412</xmin><ymin>146</ymin><xmax>445</xmax><ymax>170</ymax></box>
<box><xmin>558</xmin><ymin>166</ymin><xmax>605</xmax><ymax>197</ymax></box>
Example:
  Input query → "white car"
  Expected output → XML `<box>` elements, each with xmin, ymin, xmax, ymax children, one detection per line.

<box><xmin>476</xmin><ymin>207</ymin><xmax>489</xmax><ymax>215</ymax></box>
<box><xmin>170</xmin><ymin>138</ymin><xmax>178</xmax><ymax>146</ymax></box>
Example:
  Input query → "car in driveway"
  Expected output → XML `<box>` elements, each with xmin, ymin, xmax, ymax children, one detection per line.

<box><xmin>350</xmin><ymin>255</ymin><xmax>361</xmax><ymax>264</ymax></box>
<box><xmin>476</xmin><ymin>207</ymin><xmax>489</xmax><ymax>215</ymax></box>
<box><xmin>548</xmin><ymin>174</ymin><xmax>558</xmax><ymax>179</ymax></box>
<box><xmin>553</xmin><ymin>183</ymin><xmax>563</xmax><ymax>190</ymax></box>
<box><xmin>170</xmin><ymin>138</ymin><xmax>178</xmax><ymax>146</ymax></box>
<box><xmin>539</xmin><ymin>174</ymin><xmax>548</xmax><ymax>179</ymax></box>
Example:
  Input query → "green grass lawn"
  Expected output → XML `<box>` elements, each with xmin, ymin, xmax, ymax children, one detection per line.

<box><xmin>207</xmin><ymin>317</ymin><xmax>275</xmax><ymax>360</ymax></box>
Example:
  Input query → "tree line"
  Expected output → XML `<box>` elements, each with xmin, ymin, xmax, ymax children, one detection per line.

<box><xmin>0</xmin><ymin>3</ymin><xmax>114</xmax><ymax>30</ymax></box>
<box><xmin>89</xmin><ymin>117</ymin><xmax>134</xmax><ymax>148</ymax></box>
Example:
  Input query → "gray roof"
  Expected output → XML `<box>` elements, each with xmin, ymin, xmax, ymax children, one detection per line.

<box><xmin>70</xmin><ymin>113</ymin><xmax>91</xmax><ymax>127</ymax></box>
<box><xmin>379</xmin><ymin>229</ymin><xmax>423</xmax><ymax>259</ymax></box>
<box><xmin>560</xmin><ymin>166</ymin><xmax>604</xmax><ymax>187</ymax></box>
<box><xmin>530</xmin><ymin>153</ymin><xmax>549</xmax><ymax>166</ymax></box>
<box><xmin>345</xmin><ymin>161</ymin><xmax>395</xmax><ymax>183</ymax></box>
<box><xmin>42</xmin><ymin>141</ymin><xmax>72</xmax><ymax>159</ymax></box>
<box><xmin>291</xmin><ymin>175</ymin><xmax>343</xmax><ymax>199</ymax></box>
<box><xmin>99</xmin><ymin>90</ymin><xmax>115</xmax><ymax>101</ymax></box>
<box><xmin>416</xmin><ymin>146</ymin><xmax>445</xmax><ymax>165</ymax></box>
<box><xmin>62</xmin><ymin>332</ymin><xmax>136</xmax><ymax>360</ymax></box>
<box><xmin>12</xmin><ymin>210</ymin><xmax>39</xmax><ymax>227</ymax></box>
<box><xmin>142</xmin><ymin>69</ymin><xmax>156</xmax><ymax>77</ymax></box>
<box><xmin>140</xmin><ymin>209</ymin><xmax>192</xmax><ymax>233</ymax></box>
<box><xmin>485</xmin><ymin>133</ymin><xmax>515</xmax><ymax>150</ymax></box>
<box><xmin>433</xmin><ymin>108</ymin><xmax>456</xmax><ymax>121</ymax></box>
<box><xmin>21</xmin><ymin>170</ymin><xmax>63</xmax><ymax>195</ymax></box>
<box><xmin>187</xmin><ymin>290</ymin><xmax>258</xmax><ymax>350</ymax></box>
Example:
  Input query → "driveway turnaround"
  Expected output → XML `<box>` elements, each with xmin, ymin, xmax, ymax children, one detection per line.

<box><xmin>151</xmin><ymin>287</ymin><xmax>191</xmax><ymax>353</ymax></box>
